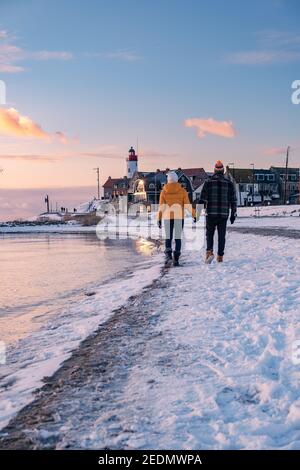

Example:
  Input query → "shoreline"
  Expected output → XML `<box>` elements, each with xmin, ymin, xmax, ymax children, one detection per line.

<box><xmin>0</xmin><ymin>273</ymin><xmax>166</xmax><ymax>449</ymax></box>
<box><xmin>1</xmin><ymin>225</ymin><xmax>300</xmax><ymax>449</ymax></box>
<box><xmin>0</xmin><ymin>237</ymin><xmax>163</xmax><ymax>434</ymax></box>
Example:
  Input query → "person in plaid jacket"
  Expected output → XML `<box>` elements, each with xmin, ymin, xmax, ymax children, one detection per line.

<box><xmin>200</xmin><ymin>160</ymin><xmax>237</xmax><ymax>263</ymax></box>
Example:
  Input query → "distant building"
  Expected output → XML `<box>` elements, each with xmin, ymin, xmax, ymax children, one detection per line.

<box><xmin>102</xmin><ymin>147</ymin><xmax>209</xmax><ymax>205</ymax></box>
<box><xmin>270</xmin><ymin>167</ymin><xmax>300</xmax><ymax>204</ymax></box>
<box><xmin>102</xmin><ymin>176</ymin><xmax>130</xmax><ymax>200</ymax></box>
<box><xmin>183</xmin><ymin>168</ymin><xmax>210</xmax><ymax>202</ymax></box>
<box><xmin>102</xmin><ymin>146</ymin><xmax>138</xmax><ymax>199</ymax></box>
<box><xmin>227</xmin><ymin>168</ymin><xmax>281</xmax><ymax>206</ymax></box>
<box><xmin>130</xmin><ymin>168</ymin><xmax>200</xmax><ymax>204</ymax></box>
<box><xmin>126</xmin><ymin>146</ymin><xmax>138</xmax><ymax>178</ymax></box>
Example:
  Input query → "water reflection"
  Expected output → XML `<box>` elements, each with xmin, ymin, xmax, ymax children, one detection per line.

<box><xmin>0</xmin><ymin>234</ymin><xmax>154</xmax><ymax>345</ymax></box>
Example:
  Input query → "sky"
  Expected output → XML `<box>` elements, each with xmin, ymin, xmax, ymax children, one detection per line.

<box><xmin>0</xmin><ymin>0</ymin><xmax>300</xmax><ymax>219</ymax></box>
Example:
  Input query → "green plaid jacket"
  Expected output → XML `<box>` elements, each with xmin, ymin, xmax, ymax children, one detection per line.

<box><xmin>200</xmin><ymin>174</ymin><xmax>237</xmax><ymax>218</ymax></box>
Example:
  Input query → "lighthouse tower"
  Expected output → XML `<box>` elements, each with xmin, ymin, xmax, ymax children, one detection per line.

<box><xmin>127</xmin><ymin>146</ymin><xmax>138</xmax><ymax>178</ymax></box>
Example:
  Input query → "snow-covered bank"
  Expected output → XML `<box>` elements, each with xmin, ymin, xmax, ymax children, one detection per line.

<box><xmin>0</xmin><ymin>224</ymin><xmax>97</xmax><ymax>234</ymax></box>
<box><xmin>234</xmin><ymin>216</ymin><xmax>300</xmax><ymax>230</ymax></box>
<box><xmin>121</xmin><ymin>232</ymin><xmax>300</xmax><ymax>449</ymax></box>
<box><xmin>1</xmin><ymin>230</ymin><xmax>300</xmax><ymax>450</ymax></box>
<box><xmin>0</xmin><ymin>256</ymin><xmax>162</xmax><ymax>432</ymax></box>
<box><xmin>71</xmin><ymin>231</ymin><xmax>300</xmax><ymax>449</ymax></box>
<box><xmin>237</xmin><ymin>204</ymin><xmax>300</xmax><ymax>218</ymax></box>
<box><xmin>1</xmin><ymin>205</ymin><xmax>300</xmax><ymax>235</ymax></box>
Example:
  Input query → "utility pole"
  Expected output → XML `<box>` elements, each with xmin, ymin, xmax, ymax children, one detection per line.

<box><xmin>250</xmin><ymin>163</ymin><xmax>255</xmax><ymax>205</ymax></box>
<box><xmin>298</xmin><ymin>167</ymin><xmax>300</xmax><ymax>205</ymax></box>
<box><xmin>284</xmin><ymin>146</ymin><xmax>290</xmax><ymax>205</ymax></box>
<box><xmin>93</xmin><ymin>167</ymin><xmax>100</xmax><ymax>199</ymax></box>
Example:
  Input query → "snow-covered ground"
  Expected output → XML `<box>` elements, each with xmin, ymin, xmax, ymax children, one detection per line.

<box><xmin>237</xmin><ymin>204</ymin><xmax>300</xmax><ymax>218</ymax></box>
<box><xmin>1</xmin><ymin>204</ymin><xmax>300</xmax><ymax>234</ymax></box>
<box><xmin>235</xmin><ymin>216</ymin><xmax>300</xmax><ymax>230</ymax></box>
<box><xmin>0</xmin><ymin>257</ymin><xmax>162</xmax><ymax>432</ymax></box>
<box><xmin>0</xmin><ymin>222</ymin><xmax>95</xmax><ymax>234</ymax></box>
<box><xmin>117</xmin><ymin>232</ymin><xmax>300</xmax><ymax>449</ymax></box>
<box><xmin>1</xmin><ymin>227</ymin><xmax>300</xmax><ymax>449</ymax></box>
<box><xmin>1</xmin><ymin>210</ymin><xmax>300</xmax><ymax>449</ymax></box>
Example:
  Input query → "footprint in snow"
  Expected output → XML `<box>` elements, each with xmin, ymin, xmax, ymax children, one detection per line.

<box><xmin>215</xmin><ymin>386</ymin><xmax>260</xmax><ymax>408</ymax></box>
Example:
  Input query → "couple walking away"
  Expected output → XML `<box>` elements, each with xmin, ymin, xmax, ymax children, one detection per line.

<box><xmin>157</xmin><ymin>160</ymin><xmax>237</xmax><ymax>266</ymax></box>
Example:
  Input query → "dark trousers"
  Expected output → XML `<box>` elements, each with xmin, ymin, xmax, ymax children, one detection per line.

<box><xmin>164</xmin><ymin>219</ymin><xmax>184</xmax><ymax>256</ymax></box>
<box><xmin>206</xmin><ymin>216</ymin><xmax>227</xmax><ymax>256</ymax></box>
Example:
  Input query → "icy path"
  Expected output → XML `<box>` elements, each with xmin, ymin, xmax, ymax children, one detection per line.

<box><xmin>1</xmin><ymin>231</ymin><xmax>300</xmax><ymax>449</ymax></box>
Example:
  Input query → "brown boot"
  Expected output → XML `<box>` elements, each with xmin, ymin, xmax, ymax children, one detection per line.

<box><xmin>217</xmin><ymin>255</ymin><xmax>223</xmax><ymax>262</ymax></box>
<box><xmin>205</xmin><ymin>250</ymin><xmax>214</xmax><ymax>264</ymax></box>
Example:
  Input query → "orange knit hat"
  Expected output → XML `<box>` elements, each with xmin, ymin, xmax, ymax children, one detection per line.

<box><xmin>214</xmin><ymin>160</ymin><xmax>224</xmax><ymax>173</ymax></box>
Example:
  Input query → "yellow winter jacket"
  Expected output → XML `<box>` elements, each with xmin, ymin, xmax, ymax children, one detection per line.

<box><xmin>158</xmin><ymin>183</ymin><xmax>196</xmax><ymax>220</ymax></box>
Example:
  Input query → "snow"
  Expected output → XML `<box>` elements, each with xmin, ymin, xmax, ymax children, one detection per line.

<box><xmin>0</xmin><ymin>223</ymin><xmax>94</xmax><ymax>234</ymax></box>
<box><xmin>0</xmin><ymin>257</ymin><xmax>162</xmax><ymax>432</ymax></box>
<box><xmin>1</xmin><ymin>213</ymin><xmax>300</xmax><ymax>449</ymax></box>
<box><xmin>76</xmin><ymin>199</ymin><xmax>108</xmax><ymax>214</ymax></box>
<box><xmin>237</xmin><ymin>204</ymin><xmax>300</xmax><ymax>218</ymax></box>
<box><xmin>74</xmin><ymin>231</ymin><xmax>300</xmax><ymax>450</ymax></box>
<box><xmin>235</xmin><ymin>216</ymin><xmax>300</xmax><ymax>230</ymax></box>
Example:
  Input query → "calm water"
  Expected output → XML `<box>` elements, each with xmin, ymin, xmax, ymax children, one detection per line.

<box><xmin>0</xmin><ymin>233</ymin><xmax>154</xmax><ymax>345</ymax></box>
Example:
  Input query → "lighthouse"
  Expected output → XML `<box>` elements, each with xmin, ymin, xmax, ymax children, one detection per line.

<box><xmin>127</xmin><ymin>146</ymin><xmax>138</xmax><ymax>178</ymax></box>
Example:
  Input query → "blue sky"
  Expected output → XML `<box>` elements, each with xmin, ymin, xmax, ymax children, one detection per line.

<box><xmin>0</xmin><ymin>0</ymin><xmax>300</xmax><ymax>217</ymax></box>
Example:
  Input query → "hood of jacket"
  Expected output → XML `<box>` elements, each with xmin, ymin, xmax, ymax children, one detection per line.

<box><xmin>163</xmin><ymin>182</ymin><xmax>183</xmax><ymax>195</ymax></box>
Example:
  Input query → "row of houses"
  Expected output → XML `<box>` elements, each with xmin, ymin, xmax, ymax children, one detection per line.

<box><xmin>227</xmin><ymin>167</ymin><xmax>300</xmax><ymax>206</ymax></box>
<box><xmin>102</xmin><ymin>147</ymin><xmax>300</xmax><ymax>207</ymax></box>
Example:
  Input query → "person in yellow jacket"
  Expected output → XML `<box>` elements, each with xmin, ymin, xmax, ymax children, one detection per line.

<box><xmin>157</xmin><ymin>171</ymin><xmax>196</xmax><ymax>266</ymax></box>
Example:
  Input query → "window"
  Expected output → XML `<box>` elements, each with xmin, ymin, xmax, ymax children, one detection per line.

<box><xmin>268</xmin><ymin>174</ymin><xmax>275</xmax><ymax>181</ymax></box>
<box><xmin>256</xmin><ymin>174</ymin><xmax>264</xmax><ymax>181</ymax></box>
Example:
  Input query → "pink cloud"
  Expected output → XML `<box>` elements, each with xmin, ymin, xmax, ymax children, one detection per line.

<box><xmin>0</xmin><ymin>32</ymin><xmax>73</xmax><ymax>73</ymax></box>
<box><xmin>0</xmin><ymin>107</ymin><xmax>68</xmax><ymax>142</ymax></box>
<box><xmin>263</xmin><ymin>147</ymin><xmax>287</xmax><ymax>156</ymax></box>
<box><xmin>0</xmin><ymin>63</ymin><xmax>24</xmax><ymax>73</ymax></box>
<box><xmin>184</xmin><ymin>117</ymin><xmax>236</xmax><ymax>139</ymax></box>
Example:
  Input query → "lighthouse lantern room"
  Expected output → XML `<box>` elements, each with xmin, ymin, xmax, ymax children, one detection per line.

<box><xmin>127</xmin><ymin>146</ymin><xmax>138</xmax><ymax>178</ymax></box>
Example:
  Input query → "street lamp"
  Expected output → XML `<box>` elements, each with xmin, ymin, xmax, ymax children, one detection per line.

<box><xmin>250</xmin><ymin>163</ymin><xmax>255</xmax><ymax>205</ymax></box>
<box><xmin>93</xmin><ymin>167</ymin><xmax>100</xmax><ymax>199</ymax></box>
<box><xmin>228</xmin><ymin>162</ymin><xmax>235</xmax><ymax>180</ymax></box>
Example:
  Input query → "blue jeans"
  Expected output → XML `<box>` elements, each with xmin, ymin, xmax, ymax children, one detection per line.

<box><xmin>164</xmin><ymin>219</ymin><xmax>184</xmax><ymax>256</ymax></box>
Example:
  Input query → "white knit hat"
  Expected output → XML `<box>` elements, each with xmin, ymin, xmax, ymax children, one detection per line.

<box><xmin>167</xmin><ymin>171</ymin><xmax>178</xmax><ymax>183</ymax></box>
